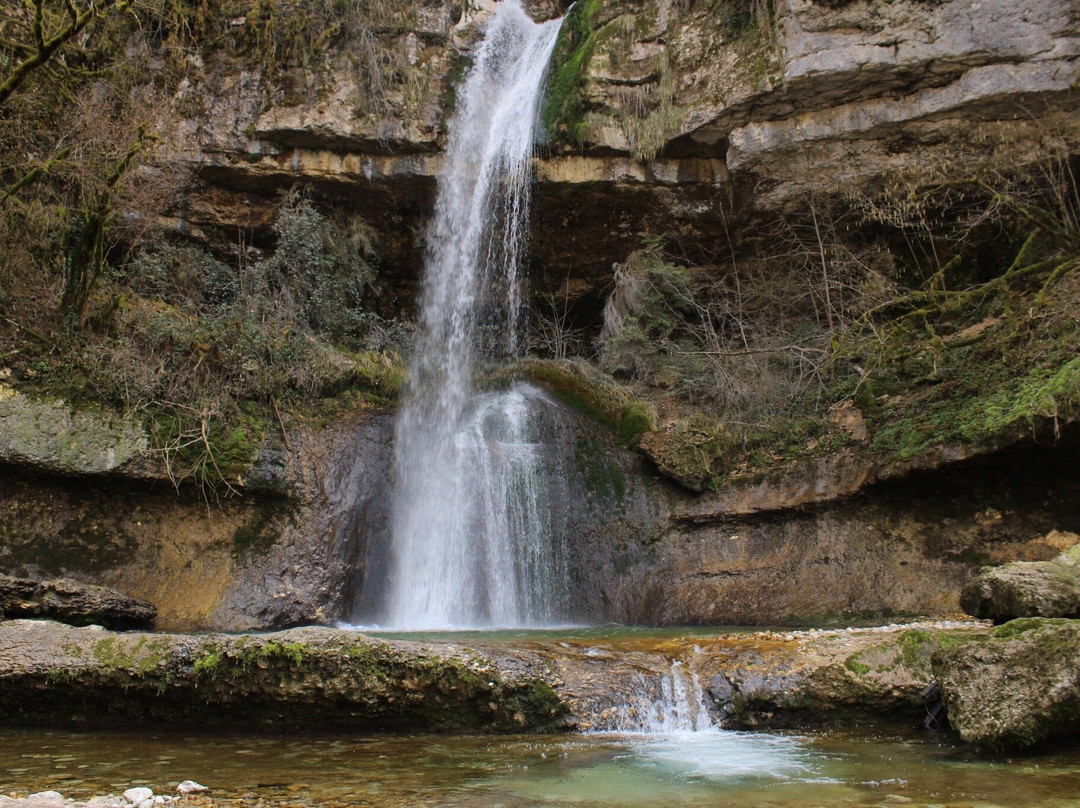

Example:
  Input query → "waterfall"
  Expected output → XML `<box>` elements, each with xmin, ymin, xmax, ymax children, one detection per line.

<box><xmin>593</xmin><ymin>660</ymin><xmax>715</xmax><ymax>734</ymax></box>
<box><xmin>377</xmin><ymin>1</ymin><xmax>566</xmax><ymax>630</ymax></box>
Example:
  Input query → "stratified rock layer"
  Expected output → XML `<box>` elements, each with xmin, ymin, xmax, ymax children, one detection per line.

<box><xmin>0</xmin><ymin>576</ymin><xmax>155</xmax><ymax>630</ymax></box>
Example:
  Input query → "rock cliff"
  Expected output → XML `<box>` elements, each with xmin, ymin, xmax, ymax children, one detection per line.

<box><xmin>165</xmin><ymin>0</ymin><xmax>1080</xmax><ymax>315</ymax></box>
<box><xmin>1</xmin><ymin>0</ymin><xmax>1078</xmax><ymax>630</ymax></box>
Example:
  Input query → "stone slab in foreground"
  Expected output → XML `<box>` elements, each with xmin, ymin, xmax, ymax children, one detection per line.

<box><xmin>4</xmin><ymin>618</ymin><xmax>1079</xmax><ymax>750</ymax></box>
<box><xmin>0</xmin><ymin>620</ymin><xmax>566</xmax><ymax>733</ymax></box>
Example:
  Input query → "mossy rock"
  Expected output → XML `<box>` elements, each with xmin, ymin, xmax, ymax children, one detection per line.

<box><xmin>960</xmin><ymin>561</ymin><xmax>1080</xmax><ymax>623</ymax></box>
<box><xmin>638</xmin><ymin>415</ymin><xmax>733</xmax><ymax>491</ymax></box>
<box><xmin>0</xmin><ymin>385</ymin><xmax>148</xmax><ymax>475</ymax></box>
<box><xmin>0</xmin><ymin>623</ymin><xmax>570</xmax><ymax>733</ymax></box>
<box><xmin>490</xmin><ymin>359</ymin><xmax>655</xmax><ymax>449</ymax></box>
<box><xmin>932</xmin><ymin>618</ymin><xmax>1080</xmax><ymax>749</ymax></box>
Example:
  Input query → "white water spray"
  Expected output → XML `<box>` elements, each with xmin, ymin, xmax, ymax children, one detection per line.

<box><xmin>594</xmin><ymin>660</ymin><xmax>715</xmax><ymax>734</ymax></box>
<box><xmin>379</xmin><ymin>2</ymin><xmax>566</xmax><ymax>630</ymax></box>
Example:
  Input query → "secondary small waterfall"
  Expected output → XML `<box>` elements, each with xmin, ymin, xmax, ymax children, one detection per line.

<box><xmin>378</xmin><ymin>1</ymin><xmax>566</xmax><ymax>630</ymax></box>
<box><xmin>593</xmin><ymin>660</ymin><xmax>715</xmax><ymax>734</ymax></box>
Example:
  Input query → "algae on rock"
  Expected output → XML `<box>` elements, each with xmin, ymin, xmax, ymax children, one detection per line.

<box><xmin>932</xmin><ymin>618</ymin><xmax>1080</xmax><ymax>749</ymax></box>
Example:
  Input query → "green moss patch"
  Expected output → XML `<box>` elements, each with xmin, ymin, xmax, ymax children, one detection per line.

<box><xmin>541</xmin><ymin>0</ymin><xmax>603</xmax><ymax>148</ymax></box>
<box><xmin>491</xmin><ymin>358</ymin><xmax>656</xmax><ymax>449</ymax></box>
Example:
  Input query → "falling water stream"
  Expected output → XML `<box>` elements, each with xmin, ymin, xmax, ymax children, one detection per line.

<box><xmin>376</xmin><ymin>0</ymin><xmax>567</xmax><ymax>630</ymax></box>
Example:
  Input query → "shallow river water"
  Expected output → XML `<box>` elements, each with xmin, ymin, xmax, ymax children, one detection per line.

<box><xmin>3</xmin><ymin>628</ymin><xmax>1079</xmax><ymax>808</ymax></box>
<box><xmin>3</xmin><ymin>725</ymin><xmax>1080</xmax><ymax>808</ymax></box>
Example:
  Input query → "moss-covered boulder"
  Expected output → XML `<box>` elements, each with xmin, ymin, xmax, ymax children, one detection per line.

<box><xmin>0</xmin><ymin>385</ymin><xmax>147</xmax><ymax>476</ymax></box>
<box><xmin>932</xmin><ymin>618</ymin><xmax>1080</xmax><ymax>749</ymax></box>
<box><xmin>686</xmin><ymin>624</ymin><xmax>984</xmax><ymax>729</ymax></box>
<box><xmin>961</xmin><ymin>560</ymin><xmax>1080</xmax><ymax>622</ymax></box>
<box><xmin>639</xmin><ymin>415</ymin><xmax>733</xmax><ymax>492</ymax></box>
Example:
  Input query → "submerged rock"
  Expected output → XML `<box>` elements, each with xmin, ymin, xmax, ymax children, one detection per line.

<box><xmin>932</xmin><ymin>618</ymin><xmax>1080</xmax><ymax>749</ymax></box>
<box><xmin>0</xmin><ymin>576</ymin><xmax>155</xmax><ymax>630</ymax></box>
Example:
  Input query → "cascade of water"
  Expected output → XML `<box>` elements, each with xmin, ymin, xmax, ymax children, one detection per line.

<box><xmin>377</xmin><ymin>2</ymin><xmax>566</xmax><ymax>630</ymax></box>
<box><xmin>596</xmin><ymin>660</ymin><xmax>715</xmax><ymax>734</ymax></box>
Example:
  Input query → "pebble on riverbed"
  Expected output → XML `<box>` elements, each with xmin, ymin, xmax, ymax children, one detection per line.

<box><xmin>2</xmin><ymin>782</ymin><xmax>205</xmax><ymax>808</ymax></box>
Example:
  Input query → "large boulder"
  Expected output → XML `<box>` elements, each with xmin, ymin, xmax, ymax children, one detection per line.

<box><xmin>961</xmin><ymin>560</ymin><xmax>1080</xmax><ymax>622</ymax></box>
<box><xmin>932</xmin><ymin>618</ymin><xmax>1080</xmax><ymax>749</ymax></box>
<box><xmin>0</xmin><ymin>575</ymin><xmax>156</xmax><ymax>630</ymax></box>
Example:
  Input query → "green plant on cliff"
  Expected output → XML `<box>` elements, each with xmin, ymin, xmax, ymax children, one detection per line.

<box><xmin>11</xmin><ymin>183</ymin><xmax>404</xmax><ymax>493</ymax></box>
<box><xmin>573</xmin><ymin>143</ymin><xmax>1079</xmax><ymax>491</ymax></box>
<box><xmin>491</xmin><ymin>357</ymin><xmax>657</xmax><ymax>449</ymax></box>
<box><xmin>141</xmin><ymin>0</ymin><xmax>420</xmax><ymax>111</ymax></box>
<box><xmin>598</xmin><ymin>237</ymin><xmax>848</xmax><ymax>416</ymax></box>
<box><xmin>615</xmin><ymin>50</ymin><xmax>682</xmax><ymax>162</ymax></box>
<box><xmin>0</xmin><ymin>1</ymin><xmax>184</xmax><ymax>341</ymax></box>
<box><xmin>541</xmin><ymin>0</ymin><xmax>602</xmax><ymax>148</ymax></box>
<box><xmin>712</xmin><ymin>0</ymin><xmax>776</xmax><ymax>45</ymax></box>
<box><xmin>834</xmin><ymin>151</ymin><xmax>1080</xmax><ymax>461</ymax></box>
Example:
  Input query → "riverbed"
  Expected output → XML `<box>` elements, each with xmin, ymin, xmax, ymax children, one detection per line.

<box><xmin>3</xmin><ymin>724</ymin><xmax>1080</xmax><ymax>808</ymax></box>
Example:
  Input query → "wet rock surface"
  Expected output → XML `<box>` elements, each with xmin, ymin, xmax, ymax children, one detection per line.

<box><xmin>0</xmin><ymin>576</ymin><xmax>155</xmax><ymax>630</ymax></box>
<box><xmin>5</xmin><ymin>617</ymin><xmax>1080</xmax><ymax>751</ymax></box>
<box><xmin>0</xmin><ymin>618</ymin><xmax>995</xmax><ymax>738</ymax></box>
<box><xmin>932</xmin><ymin>618</ymin><xmax>1080</xmax><ymax>749</ymax></box>
<box><xmin>0</xmin><ymin>406</ymin><xmax>396</xmax><ymax>633</ymax></box>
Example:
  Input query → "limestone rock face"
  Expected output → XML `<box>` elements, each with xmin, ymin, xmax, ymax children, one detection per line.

<box><xmin>639</xmin><ymin>418</ymin><xmax>733</xmax><ymax>492</ymax></box>
<box><xmin>0</xmin><ymin>575</ymin><xmax>155</xmax><ymax>630</ymax></box>
<box><xmin>0</xmin><ymin>385</ymin><xmax>147</xmax><ymax>476</ymax></box>
<box><xmin>961</xmin><ymin>560</ymin><xmax>1080</xmax><ymax>622</ymax></box>
<box><xmin>153</xmin><ymin>0</ymin><xmax>1080</xmax><ymax>331</ymax></box>
<box><xmin>0</xmin><ymin>406</ymin><xmax>395</xmax><ymax>632</ymax></box>
<box><xmin>144</xmin><ymin>0</ymin><xmax>1080</xmax><ymax>331</ymax></box>
<box><xmin>932</xmin><ymin>618</ymin><xmax>1080</xmax><ymax>748</ymax></box>
<box><xmin>704</xmin><ymin>0</ymin><xmax>1080</xmax><ymax>208</ymax></box>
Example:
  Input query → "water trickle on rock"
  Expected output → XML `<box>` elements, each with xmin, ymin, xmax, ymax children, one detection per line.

<box><xmin>375</xmin><ymin>1</ymin><xmax>566</xmax><ymax>630</ymax></box>
<box><xmin>593</xmin><ymin>659</ymin><xmax>715</xmax><ymax>734</ymax></box>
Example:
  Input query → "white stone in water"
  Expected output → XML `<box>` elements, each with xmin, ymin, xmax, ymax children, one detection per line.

<box><xmin>174</xmin><ymin>782</ymin><xmax>208</xmax><ymax>796</ymax></box>
<box><xmin>123</xmin><ymin>788</ymin><xmax>153</xmax><ymax>805</ymax></box>
<box><xmin>28</xmin><ymin>792</ymin><xmax>64</xmax><ymax>801</ymax></box>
